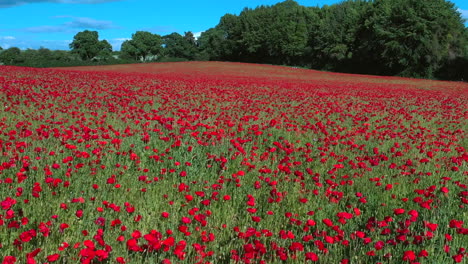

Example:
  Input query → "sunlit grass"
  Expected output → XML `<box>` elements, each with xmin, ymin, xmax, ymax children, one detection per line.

<box><xmin>0</xmin><ymin>62</ymin><xmax>467</xmax><ymax>263</ymax></box>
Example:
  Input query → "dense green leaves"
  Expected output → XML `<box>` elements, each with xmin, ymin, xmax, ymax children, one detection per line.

<box><xmin>121</xmin><ymin>31</ymin><xmax>163</xmax><ymax>61</ymax></box>
<box><xmin>162</xmin><ymin>32</ymin><xmax>198</xmax><ymax>60</ymax></box>
<box><xmin>200</xmin><ymin>0</ymin><xmax>467</xmax><ymax>79</ymax></box>
<box><xmin>197</xmin><ymin>28</ymin><xmax>226</xmax><ymax>61</ymax></box>
<box><xmin>0</xmin><ymin>47</ymin><xmax>21</xmax><ymax>64</ymax></box>
<box><xmin>69</xmin><ymin>30</ymin><xmax>113</xmax><ymax>61</ymax></box>
<box><xmin>205</xmin><ymin>1</ymin><xmax>316</xmax><ymax>65</ymax></box>
<box><xmin>309</xmin><ymin>1</ymin><xmax>370</xmax><ymax>70</ymax></box>
<box><xmin>356</xmin><ymin>0</ymin><xmax>467</xmax><ymax>77</ymax></box>
<box><xmin>1</xmin><ymin>0</ymin><xmax>467</xmax><ymax>80</ymax></box>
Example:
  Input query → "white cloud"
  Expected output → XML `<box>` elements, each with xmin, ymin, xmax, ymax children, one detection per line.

<box><xmin>142</xmin><ymin>26</ymin><xmax>178</xmax><ymax>34</ymax></box>
<box><xmin>60</xmin><ymin>0</ymin><xmax>120</xmax><ymax>3</ymax></box>
<box><xmin>113</xmin><ymin>38</ymin><xmax>130</xmax><ymax>41</ymax></box>
<box><xmin>23</xmin><ymin>16</ymin><xmax>117</xmax><ymax>33</ymax></box>
<box><xmin>0</xmin><ymin>36</ymin><xmax>16</xmax><ymax>49</ymax></box>
<box><xmin>0</xmin><ymin>34</ymin><xmax>126</xmax><ymax>51</ymax></box>
<box><xmin>0</xmin><ymin>0</ymin><xmax>122</xmax><ymax>8</ymax></box>
<box><xmin>24</xmin><ymin>25</ymin><xmax>67</xmax><ymax>33</ymax></box>
<box><xmin>109</xmin><ymin>37</ymin><xmax>130</xmax><ymax>50</ymax></box>
<box><xmin>0</xmin><ymin>36</ymin><xmax>70</xmax><ymax>50</ymax></box>
<box><xmin>193</xmin><ymin>31</ymin><xmax>203</xmax><ymax>40</ymax></box>
<box><xmin>458</xmin><ymin>8</ymin><xmax>468</xmax><ymax>20</ymax></box>
<box><xmin>67</xmin><ymin>17</ymin><xmax>115</xmax><ymax>30</ymax></box>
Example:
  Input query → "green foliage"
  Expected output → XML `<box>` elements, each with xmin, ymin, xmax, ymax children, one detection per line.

<box><xmin>197</xmin><ymin>28</ymin><xmax>227</xmax><ymax>61</ymax></box>
<box><xmin>121</xmin><ymin>31</ymin><xmax>163</xmax><ymax>61</ymax></box>
<box><xmin>69</xmin><ymin>30</ymin><xmax>113</xmax><ymax>61</ymax></box>
<box><xmin>356</xmin><ymin>0</ymin><xmax>467</xmax><ymax>78</ymax></box>
<box><xmin>0</xmin><ymin>47</ymin><xmax>22</xmax><ymax>65</ymax></box>
<box><xmin>2</xmin><ymin>0</ymin><xmax>467</xmax><ymax>81</ymax></box>
<box><xmin>98</xmin><ymin>39</ymin><xmax>113</xmax><ymax>60</ymax></box>
<box><xmin>198</xmin><ymin>0</ymin><xmax>468</xmax><ymax>80</ymax></box>
<box><xmin>162</xmin><ymin>32</ymin><xmax>198</xmax><ymax>60</ymax></box>
<box><xmin>436</xmin><ymin>56</ymin><xmax>468</xmax><ymax>80</ymax></box>
<box><xmin>208</xmin><ymin>0</ymin><xmax>317</xmax><ymax>65</ymax></box>
<box><xmin>0</xmin><ymin>47</ymin><xmax>136</xmax><ymax>68</ymax></box>
<box><xmin>309</xmin><ymin>1</ymin><xmax>371</xmax><ymax>70</ymax></box>
<box><xmin>217</xmin><ymin>13</ymin><xmax>244</xmax><ymax>61</ymax></box>
<box><xmin>158</xmin><ymin>57</ymin><xmax>190</xmax><ymax>63</ymax></box>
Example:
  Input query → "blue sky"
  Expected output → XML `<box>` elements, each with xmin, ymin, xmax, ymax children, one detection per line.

<box><xmin>1</xmin><ymin>0</ymin><xmax>467</xmax><ymax>50</ymax></box>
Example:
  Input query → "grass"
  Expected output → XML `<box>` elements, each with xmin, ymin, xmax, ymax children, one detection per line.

<box><xmin>0</xmin><ymin>62</ymin><xmax>467</xmax><ymax>263</ymax></box>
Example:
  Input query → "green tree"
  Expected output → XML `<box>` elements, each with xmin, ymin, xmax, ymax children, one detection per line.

<box><xmin>0</xmin><ymin>47</ymin><xmax>21</xmax><ymax>64</ymax></box>
<box><xmin>162</xmin><ymin>32</ymin><xmax>197</xmax><ymax>60</ymax></box>
<box><xmin>37</xmin><ymin>47</ymin><xmax>52</xmax><ymax>60</ymax></box>
<box><xmin>69</xmin><ymin>30</ymin><xmax>112</xmax><ymax>61</ymax></box>
<box><xmin>213</xmin><ymin>0</ymin><xmax>317</xmax><ymax>65</ymax></box>
<box><xmin>97</xmin><ymin>40</ymin><xmax>112</xmax><ymax>60</ymax></box>
<box><xmin>197</xmin><ymin>28</ymin><xmax>226</xmax><ymax>61</ymax></box>
<box><xmin>18</xmin><ymin>49</ymin><xmax>38</xmax><ymax>65</ymax></box>
<box><xmin>184</xmin><ymin>31</ymin><xmax>197</xmax><ymax>47</ymax></box>
<box><xmin>121</xmin><ymin>31</ymin><xmax>162</xmax><ymax>61</ymax></box>
<box><xmin>265</xmin><ymin>0</ymin><xmax>313</xmax><ymax>65</ymax></box>
<box><xmin>217</xmin><ymin>13</ymin><xmax>244</xmax><ymax>61</ymax></box>
<box><xmin>356</xmin><ymin>0</ymin><xmax>467</xmax><ymax>78</ymax></box>
<box><xmin>308</xmin><ymin>1</ymin><xmax>370</xmax><ymax>70</ymax></box>
<box><xmin>51</xmin><ymin>50</ymin><xmax>73</xmax><ymax>62</ymax></box>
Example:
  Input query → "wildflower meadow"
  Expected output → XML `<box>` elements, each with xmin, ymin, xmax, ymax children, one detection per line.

<box><xmin>0</xmin><ymin>62</ymin><xmax>467</xmax><ymax>263</ymax></box>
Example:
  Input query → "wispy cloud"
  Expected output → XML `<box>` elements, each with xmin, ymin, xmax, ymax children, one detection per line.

<box><xmin>0</xmin><ymin>0</ymin><xmax>122</xmax><ymax>8</ymax></box>
<box><xmin>142</xmin><ymin>26</ymin><xmax>178</xmax><ymax>34</ymax></box>
<box><xmin>193</xmin><ymin>31</ymin><xmax>203</xmax><ymax>40</ymax></box>
<box><xmin>0</xmin><ymin>36</ymin><xmax>15</xmax><ymax>40</ymax></box>
<box><xmin>0</xmin><ymin>36</ymin><xmax>71</xmax><ymax>50</ymax></box>
<box><xmin>66</xmin><ymin>17</ymin><xmax>115</xmax><ymax>30</ymax></box>
<box><xmin>109</xmin><ymin>37</ymin><xmax>130</xmax><ymax>50</ymax></box>
<box><xmin>23</xmin><ymin>25</ymin><xmax>68</xmax><ymax>33</ymax></box>
<box><xmin>458</xmin><ymin>8</ymin><xmax>468</xmax><ymax>20</ymax></box>
<box><xmin>23</xmin><ymin>16</ymin><xmax>117</xmax><ymax>33</ymax></box>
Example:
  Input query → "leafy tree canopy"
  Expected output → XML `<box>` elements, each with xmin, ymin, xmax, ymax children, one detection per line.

<box><xmin>2</xmin><ymin>0</ymin><xmax>467</xmax><ymax>80</ymax></box>
<box><xmin>0</xmin><ymin>47</ymin><xmax>21</xmax><ymax>64</ymax></box>
<box><xmin>121</xmin><ymin>31</ymin><xmax>163</xmax><ymax>61</ymax></box>
<box><xmin>69</xmin><ymin>30</ymin><xmax>113</xmax><ymax>61</ymax></box>
<box><xmin>358</xmin><ymin>0</ymin><xmax>467</xmax><ymax>77</ymax></box>
<box><xmin>162</xmin><ymin>32</ymin><xmax>197</xmax><ymax>60</ymax></box>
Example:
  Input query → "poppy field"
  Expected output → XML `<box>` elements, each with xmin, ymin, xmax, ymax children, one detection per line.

<box><xmin>0</xmin><ymin>62</ymin><xmax>467</xmax><ymax>263</ymax></box>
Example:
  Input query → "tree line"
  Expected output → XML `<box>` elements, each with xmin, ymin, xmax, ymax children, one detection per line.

<box><xmin>0</xmin><ymin>30</ymin><xmax>200</xmax><ymax>67</ymax></box>
<box><xmin>1</xmin><ymin>0</ymin><xmax>467</xmax><ymax>80</ymax></box>
<box><xmin>199</xmin><ymin>0</ymin><xmax>467</xmax><ymax>80</ymax></box>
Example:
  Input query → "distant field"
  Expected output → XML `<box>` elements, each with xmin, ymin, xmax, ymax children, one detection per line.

<box><xmin>1</xmin><ymin>62</ymin><xmax>467</xmax><ymax>263</ymax></box>
<box><xmin>60</xmin><ymin>61</ymin><xmax>467</xmax><ymax>91</ymax></box>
